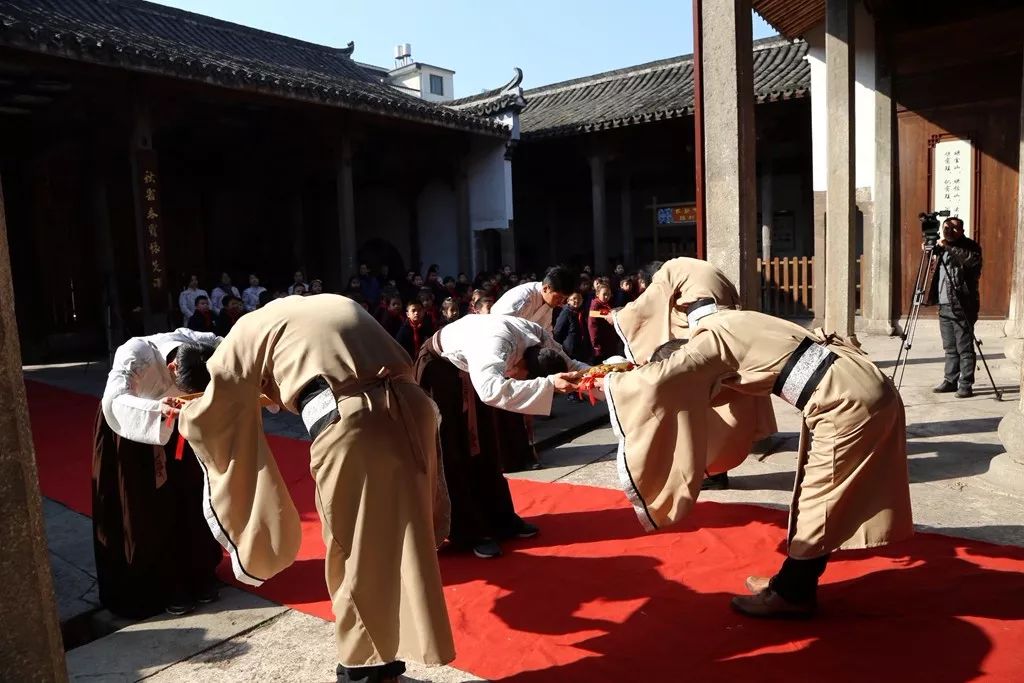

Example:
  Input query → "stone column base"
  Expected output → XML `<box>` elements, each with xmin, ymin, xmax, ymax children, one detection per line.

<box><xmin>859</xmin><ymin>316</ymin><xmax>896</xmax><ymax>336</ymax></box>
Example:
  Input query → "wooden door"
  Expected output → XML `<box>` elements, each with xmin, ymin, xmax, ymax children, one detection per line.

<box><xmin>896</xmin><ymin>102</ymin><xmax>1020</xmax><ymax>318</ymax></box>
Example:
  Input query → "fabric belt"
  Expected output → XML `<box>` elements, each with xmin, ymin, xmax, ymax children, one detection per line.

<box><xmin>772</xmin><ymin>337</ymin><xmax>839</xmax><ymax>411</ymax></box>
<box><xmin>686</xmin><ymin>297</ymin><xmax>719</xmax><ymax>328</ymax></box>
<box><xmin>297</xmin><ymin>369</ymin><xmax>430</xmax><ymax>471</ymax></box>
<box><xmin>297</xmin><ymin>376</ymin><xmax>340</xmax><ymax>440</ymax></box>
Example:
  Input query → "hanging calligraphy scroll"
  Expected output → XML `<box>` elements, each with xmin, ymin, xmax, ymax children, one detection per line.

<box><xmin>930</xmin><ymin>137</ymin><xmax>975</xmax><ymax>237</ymax></box>
<box><xmin>134</xmin><ymin>149</ymin><xmax>168</xmax><ymax>307</ymax></box>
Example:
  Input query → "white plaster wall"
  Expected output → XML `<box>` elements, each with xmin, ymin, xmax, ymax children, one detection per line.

<box><xmin>419</xmin><ymin>67</ymin><xmax>455</xmax><ymax>103</ymax></box>
<box><xmin>417</xmin><ymin>180</ymin><xmax>459</xmax><ymax>276</ymax></box>
<box><xmin>467</xmin><ymin>138</ymin><xmax>513</xmax><ymax>232</ymax></box>
<box><xmin>807</xmin><ymin>0</ymin><xmax>877</xmax><ymax>193</ymax></box>
<box><xmin>394</xmin><ymin>72</ymin><xmax>420</xmax><ymax>96</ymax></box>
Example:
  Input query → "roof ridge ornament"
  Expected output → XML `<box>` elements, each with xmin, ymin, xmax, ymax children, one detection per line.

<box><xmin>503</xmin><ymin>67</ymin><xmax>524</xmax><ymax>93</ymax></box>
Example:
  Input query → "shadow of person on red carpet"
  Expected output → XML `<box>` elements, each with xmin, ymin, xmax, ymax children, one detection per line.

<box><xmin>434</xmin><ymin>501</ymin><xmax>1024</xmax><ymax>683</ymax></box>
<box><xmin>468</xmin><ymin>543</ymin><xmax>1024</xmax><ymax>683</ymax></box>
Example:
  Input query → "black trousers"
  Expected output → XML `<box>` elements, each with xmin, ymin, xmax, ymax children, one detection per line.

<box><xmin>938</xmin><ymin>304</ymin><xmax>976</xmax><ymax>389</ymax></box>
<box><xmin>770</xmin><ymin>554</ymin><xmax>830</xmax><ymax>603</ymax></box>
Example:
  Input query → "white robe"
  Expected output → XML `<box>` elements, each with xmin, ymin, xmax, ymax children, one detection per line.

<box><xmin>242</xmin><ymin>286</ymin><xmax>266</xmax><ymax>312</ymax></box>
<box><xmin>491</xmin><ymin>282</ymin><xmax>555</xmax><ymax>334</ymax></box>
<box><xmin>101</xmin><ymin>329</ymin><xmax>220</xmax><ymax>445</ymax></box>
<box><xmin>178</xmin><ymin>288</ymin><xmax>209</xmax><ymax>325</ymax></box>
<box><xmin>437</xmin><ymin>314</ymin><xmax>588</xmax><ymax>415</ymax></box>
<box><xmin>211</xmin><ymin>285</ymin><xmax>241</xmax><ymax>314</ymax></box>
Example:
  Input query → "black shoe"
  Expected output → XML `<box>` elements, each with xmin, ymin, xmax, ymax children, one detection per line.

<box><xmin>165</xmin><ymin>596</ymin><xmax>196</xmax><ymax>616</ymax></box>
<box><xmin>956</xmin><ymin>386</ymin><xmax>973</xmax><ymax>399</ymax></box>
<box><xmin>195</xmin><ymin>581</ymin><xmax>220</xmax><ymax>605</ymax></box>
<box><xmin>473</xmin><ymin>539</ymin><xmax>502</xmax><ymax>559</ymax></box>
<box><xmin>514</xmin><ymin>521</ymin><xmax>540</xmax><ymax>538</ymax></box>
<box><xmin>932</xmin><ymin>381</ymin><xmax>957</xmax><ymax>393</ymax></box>
<box><xmin>701</xmin><ymin>472</ymin><xmax>729</xmax><ymax>491</ymax></box>
<box><xmin>337</xmin><ymin>661</ymin><xmax>406</xmax><ymax>682</ymax></box>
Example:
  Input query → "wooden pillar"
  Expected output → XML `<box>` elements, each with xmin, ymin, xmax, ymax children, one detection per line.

<box><xmin>760</xmin><ymin>157</ymin><xmax>774</xmax><ymax>261</ymax></box>
<box><xmin>589</xmin><ymin>154</ymin><xmax>608</xmax><ymax>272</ymax></box>
<box><xmin>0</xmin><ymin>176</ymin><xmax>69</xmax><ymax>682</ymax></box>
<box><xmin>620</xmin><ymin>172</ymin><xmax>634</xmax><ymax>268</ymax></box>
<box><xmin>824</xmin><ymin>0</ymin><xmax>856</xmax><ymax>337</ymax></box>
<box><xmin>92</xmin><ymin>174</ymin><xmax>122</xmax><ymax>356</ymax></box>
<box><xmin>1006</xmin><ymin>49</ymin><xmax>1024</xmax><ymax>341</ymax></box>
<box><xmin>130</xmin><ymin>109</ymin><xmax>170</xmax><ymax>332</ymax></box>
<box><xmin>289</xmin><ymin>189</ymin><xmax>305</xmax><ymax>274</ymax></box>
<box><xmin>336</xmin><ymin>138</ymin><xmax>357</xmax><ymax>282</ymax></box>
<box><xmin>699</xmin><ymin>0</ymin><xmax>758</xmax><ymax>309</ymax></box>
<box><xmin>455</xmin><ymin>161</ymin><xmax>471</xmax><ymax>274</ymax></box>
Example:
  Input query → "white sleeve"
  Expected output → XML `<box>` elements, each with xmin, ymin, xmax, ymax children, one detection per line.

<box><xmin>103</xmin><ymin>363</ymin><xmax>172</xmax><ymax>445</ymax></box>
<box><xmin>179</xmin><ymin>291</ymin><xmax>193</xmax><ymax>317</ymax></box>
<box><xmin>464</xmin><ymin>337</ymin><xmax>555</xmax><ymax>415</ymax></box>
<box><xmin>110</xmin><ymin>392</ymin><xmax>173</xmax><ymax>445</ymax></box>
<box><xmin>211</xmin><ymin>289</ymin><xmax>225</xmax><ymax>313</ymax></box>
<box><xmin>491</xmin><ymin>287</ymin><xmax>529</xmax><ymax>318</ymax></box>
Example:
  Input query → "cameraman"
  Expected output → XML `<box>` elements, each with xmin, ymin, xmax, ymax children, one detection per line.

<box><xmin>929</xmin><ymin>217</ymin><xmax>983</xmax><ymax>398</ymax></box>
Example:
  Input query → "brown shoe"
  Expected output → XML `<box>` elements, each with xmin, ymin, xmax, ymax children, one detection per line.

<box><xmin>731</xmin><ymin>589</ymin><xmax>816</xmax><ymax>619</ymax></box>
<box><xmin>744</xmin><ymin>576</ymin><xmax>771</xmax><ymax>594</ymax></box>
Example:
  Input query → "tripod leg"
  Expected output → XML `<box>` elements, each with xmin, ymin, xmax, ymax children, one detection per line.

<box><xmin>892</xmin><ymin>247</ymin><xmax>932</xmax><ymax>389</ymax></box>
<box><xmin>971</xmin><ymin>333</ymin><xmax>1003</xmax><ymax>401</ymax></box>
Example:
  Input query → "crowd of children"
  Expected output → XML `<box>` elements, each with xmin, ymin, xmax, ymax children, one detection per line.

<box><xmin>177</xmin><ymin>262</ymin><xmax>650</xmax><ymax>366</ymax></box>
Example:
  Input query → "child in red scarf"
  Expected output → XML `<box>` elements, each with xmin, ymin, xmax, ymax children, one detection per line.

<box><xmin>396</xmin><ymin>301</ymin><xmax>434</xmax><ymax>358</ymax></box>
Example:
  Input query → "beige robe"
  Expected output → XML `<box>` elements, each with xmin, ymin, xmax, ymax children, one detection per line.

<box><xmin>612</xmin><ymin>257</ymin><xmax>776</xmax><ymax>472</ymax></box>
<box><xmin>606</xmin><ymin>309</ymin><xmax>913</xmax><ymax>558</ymax></box>
<box><xmin>179</xmin><ymin>294</ymin><xmax>454</xmax><ymax>667</ymax></box>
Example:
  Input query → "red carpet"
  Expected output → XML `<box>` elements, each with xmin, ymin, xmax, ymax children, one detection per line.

<box><xmin>26</xmin><ymin>380</ymin><xmax>1024</xmax><ymax>682</ymax></box>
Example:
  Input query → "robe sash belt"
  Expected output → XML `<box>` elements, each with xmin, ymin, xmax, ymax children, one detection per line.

<box><xmin>772</xmin><ymin>337</ymin><xmax>839</xmax><ymax>410</ymax></box>
<box><xmin>297</xmin><ymin>368</ymin><xmax>430</xmax><ymax>472</ymax></box>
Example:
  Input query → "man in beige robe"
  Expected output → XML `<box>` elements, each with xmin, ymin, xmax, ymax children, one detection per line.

<box><xmin>178</xmin><ymin>294</ymin><xmax>454</xmax><ymax>683</ymax></box>
<box><xmin>593</xmin><ymin>308</ymin><xmax>913</xmax><ymax>618</ymax></box>
<box><xmin>611</xmin><ymin>258</ymin><xmax>777</xmax><ymax>488</ymax></box>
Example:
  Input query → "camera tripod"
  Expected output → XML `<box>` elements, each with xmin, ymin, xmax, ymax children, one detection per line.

<box><xmin>892</xmin><ymin>243</ymin><xmax>1002</xmax><ymax>400</ymax></box>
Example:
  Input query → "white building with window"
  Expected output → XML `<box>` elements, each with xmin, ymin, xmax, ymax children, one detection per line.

<box><xmin>359</xmin><ymin>43</ymin><xmax>455</xmax><ymax>103</ymax></box>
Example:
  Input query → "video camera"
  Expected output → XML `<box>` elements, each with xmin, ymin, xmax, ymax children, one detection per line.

<box><xmin>918</xmin><ymin>210</ymin><xmax>951</xmax><ymax>247</ymax></box>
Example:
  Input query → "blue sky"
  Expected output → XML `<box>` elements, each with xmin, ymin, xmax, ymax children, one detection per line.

<box><xmin>154</xmin><ymin>1</ymin><xmax>777</xmax><ymax>97</ymax></box>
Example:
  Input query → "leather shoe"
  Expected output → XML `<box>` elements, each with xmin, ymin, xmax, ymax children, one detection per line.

<box><xmin>701</xmin><ymin>472</ymin><xmax>730</xmax><ymax>491</ymax></box>
<box><xmin>731</xmin><ymin>588</ymin><xmax>816</xmax><ymax>619</ymax></box>
<box><xmin>932</xmin><ymin>381</ymin><xmax>956</xmax><ymax>393</ymax></box>
<box><xmin>955</xmin><ymin>386</ymin><xmax>973</xmax><ymax>399</ymax></box>
<box><xmin>744</xmin><ymin>576</ymin><xmax>770</xmax><ymax>594</ymax></box>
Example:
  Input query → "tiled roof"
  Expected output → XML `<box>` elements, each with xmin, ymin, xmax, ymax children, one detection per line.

<box><xmin>0</xmin><ymin>0</ymin><xmax>505</xmax><ymax>135</ymax></box>
<box><xmin>518</xmin><ymin>37</ymin><xmax>809</xmax><ymax>139</ymax></box>
<box><xmin>752</xmin><ymin>0</ymin><xmax>824</xmax><ymax>40</ymax></box>
<box><xmin>448</xmin><ymin>68</ymin><xmax>526</xmax><ymax>117</ymax></box>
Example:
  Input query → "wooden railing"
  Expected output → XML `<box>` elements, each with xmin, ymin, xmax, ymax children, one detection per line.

<box><xmin>756</xmin><ymin>256</ymin><xmax>864</xmax><ymax>318</ymax></box>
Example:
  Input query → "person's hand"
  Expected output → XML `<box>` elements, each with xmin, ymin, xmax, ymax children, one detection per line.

<box><xmin>549</xmin><ymin>372</ymin><xmax>580</xmax><ymax>394</ymax></box>
<box><xmin>160</xmin><ymin>396</ymin><xmax>182</xmax><ymax>419</ymax></box>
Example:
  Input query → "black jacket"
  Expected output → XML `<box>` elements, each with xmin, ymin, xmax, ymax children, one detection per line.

<box><xmin>553</xmin><ymin>307</ymin><xmax>592</xmax><ymax>362</ymax></box>
<box><xmin>930</xmin><ymin>235</ymin><xmax>982</xmax><ymax>322</ymax></box>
